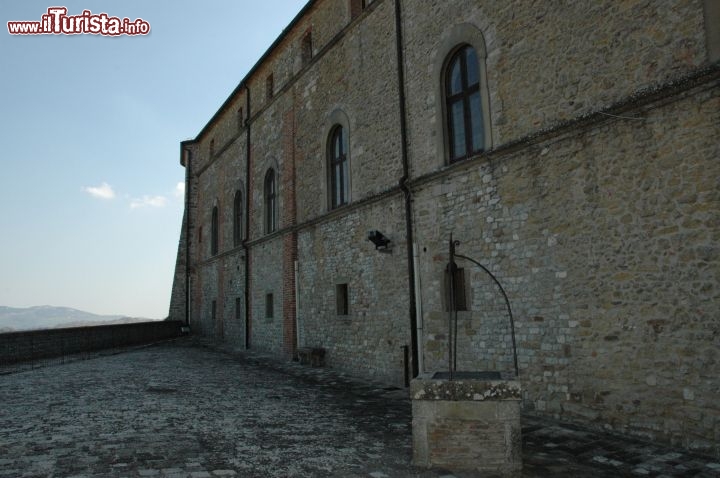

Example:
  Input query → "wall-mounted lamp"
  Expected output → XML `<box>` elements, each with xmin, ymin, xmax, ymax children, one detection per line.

<box><xmin>367</xmin><ymin>230</ymin><xmax>391</xmax><ymax>252</ymax></box>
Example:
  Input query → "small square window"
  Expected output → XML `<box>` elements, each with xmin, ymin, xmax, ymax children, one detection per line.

<box><xmin>265</xmin><ymin>293</ymin><xmax>274</xmax><ymax>319</ymax></box>
<box><xmin>336</xmin><ymin>283</ymin><xmax>349</xmax><ymax>316</ymax></box>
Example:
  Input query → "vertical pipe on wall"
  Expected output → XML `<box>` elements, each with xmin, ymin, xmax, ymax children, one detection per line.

<box><xmin>243</xmin><ymin>85</ymin><xmax>252</xmax><ymax>349</ymax></box>
<box><xmin>294</xmin><ymin>260</ymin><xmax>301</xmax><ymax>352</ymax></box>
<box><xmin>394</xmin><ymin>0</ymin><xmax>419</xmax><ymax>378</ymax></box>
<box><xmin>413</xmin><ymin>243</ymin><xmax>424</xmax><ymax>374</ymax></box>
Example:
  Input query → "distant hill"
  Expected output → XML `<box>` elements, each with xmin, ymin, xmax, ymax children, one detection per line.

<box><xmin>0</xmin><ymin>306</ymin><xmax>155</xmax><ymax>332</ymax></box>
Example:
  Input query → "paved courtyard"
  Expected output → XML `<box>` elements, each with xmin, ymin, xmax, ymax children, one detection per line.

<box><xmin>0</xmin><ymin>338</ymin><xmax>718</xmax><ymax>477</ymax></box>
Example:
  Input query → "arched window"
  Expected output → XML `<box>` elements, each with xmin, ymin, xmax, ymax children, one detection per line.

<box><xmin>233</xmin><ymin>189</ymin><xmax>243</xmax><ymax>247</ymax></box>
<box><xmin>264</xmin><ymin>169</ymin><xmax>277</xmax><ymax>233</ymax></box>
<box><xmin>211</xmin><ymin>205</ymin><xmax>219</xmax><ymax>255</ymax></box>
<box><xmin>328</xmin><ymin>125</ymin><xmax>349</xmax><ymax>209</ymax></box>
<box><xmin>445</xmin><ymin>45</ymin><xmax>485</xmax><ymax>162</ymax></box>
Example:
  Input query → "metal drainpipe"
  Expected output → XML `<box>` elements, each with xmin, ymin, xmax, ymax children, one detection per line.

<box><xmin>394</xmin><ymin>0</ymin><xmax>419</xmax><ymax>379</ymax></box>
<box><xmin>243</xmin><ymin>85</ymin><xmax>251</xmax><ymax>349</ymax></box>
<box><xmin>412</xmin><ymin>243</ymin><xmax>424</xmax><ymax>374</ymax></box>
<box><xmin>184</xmin><ymin>148</ymin><xmax>192</xmax><ymax>328</ymax></box>
<box><xmin>294</xmin><ymin>260</ymin><xmax>300</xmax><ymax>351</ymax></box>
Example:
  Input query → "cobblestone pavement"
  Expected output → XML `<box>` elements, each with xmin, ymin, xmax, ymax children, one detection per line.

<box><xmin>1</xmin><ymin>338</ymin><xmax>718</xmax><ymax>478</ymax></box>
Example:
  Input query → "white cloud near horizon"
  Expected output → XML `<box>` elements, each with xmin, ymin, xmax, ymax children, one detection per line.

<box><xmin>130</xmin><ymin>195</ymin><xmax>167</xmax><ymax>209</ymax></box>
<box><xmin>174</xmin><ymin>182</ymin><xmax>185</xmax><ymax>198</ymax></box>
<box><xmin>83</xmin><ymin>182</ymin><xmax>115</xmax><ymax>200</ymax></box>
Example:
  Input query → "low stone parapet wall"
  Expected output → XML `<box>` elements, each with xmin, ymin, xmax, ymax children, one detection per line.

<box><xmin>0</xmin><ymin>320</ymin><xmax>183</xmax><ymax>367</ymax></box>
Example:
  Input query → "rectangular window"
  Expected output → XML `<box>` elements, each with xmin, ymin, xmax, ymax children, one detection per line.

<box><xmin>301</xmin><ymin>31</ymin><xmax>312</xmax><ymax>65</ymax></box>
<box><xmin>350</xmin><ymin>0</ymin><xmax>367</xmax><ymax>19</ymax></box>
<box><xmin>266</xmin><ymin>73</ymin><xmax>274</xmax><ymax>100</ymax></box>
<box><xmin>336</xmin><ymin>283</ymin><xmax>349</xmax><ymax>316</ymax></box>
<box><xmin>211</xmin><ymin>300</ymin><xmax>217</xmax><ymax>321</ymax></box>
<box><xmin>445</xmin><ymin>266</ymin><xmax>468</xmax><ymax>311</ymax></box>
<box><xmin>265</xmin><ymin>293</ymin><xmax>274</xmax><ymax>319</ymax></box>
<box><xmin>235</xmin><ymin>297</ymin><xmax>242</xmax><ymax>321</ymax></box>
<box><xmin>198</xmin><ymin>226</ymin><xmax>203</xmax><ymax>243</ymax></box>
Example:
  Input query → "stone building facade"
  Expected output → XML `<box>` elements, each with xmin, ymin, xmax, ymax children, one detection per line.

<box><xmin>169</xmin><ymin>0</ymin><xmax>720</xmax><ymax>456</ymax></box>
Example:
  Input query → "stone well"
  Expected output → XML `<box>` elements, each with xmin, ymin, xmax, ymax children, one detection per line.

<box><xmin>411</xmin><ymin>372</ymin><xmax>522</xmax><ymax>474</ymax></box>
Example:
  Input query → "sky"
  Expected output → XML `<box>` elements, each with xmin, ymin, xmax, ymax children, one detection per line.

<box><xmin>0</xmin><ymin>1</ymin><xmax>306</xmax><ymax>319</ymax></box>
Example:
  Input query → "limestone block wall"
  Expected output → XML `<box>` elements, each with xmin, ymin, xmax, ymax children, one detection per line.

<box><xmin>219</xmin><ymin>254</ymin><xmax>246</xmax><ymax>346</ymax></box>
<box><xmin>298</xmin><ymin>196</ymin><xmax>411</xmax><ymax>386</ymax></box>
<box><xmin>402</xmin><ymin>0</ymin><xmax>708</xmax><ymax>178</ymax></box>
<box><xmin>183</xmin><ymin>101</ymin><xmax>249</xmax><ymax>344</ymax></box>
<box><xmin>412</xmin><ymin>79</ymin><xmax>720</xmax><ymax>454</ymax></box>
<box><xmin>293</xmin><ymin>0</ymin><xmax>402</xmax><ymax>224</ymax></box>
<box><xmin>250</xmin><ymin>239</ymin><xmax>285</xmax><ymax>354</ymax></box>
<box><xmin>167</xmin><ymin>0</ymin><xmax>719</xmax><ymax>455</ymax></box>
<box><xmin>168</xmin><ymin>208</ymin><xmax>187</xmax><ymax>322</ymax></box>
<box><xmin>245</xmin><ymin>0</ymin><xmax>349</xmax><ymax>116</ymax></box>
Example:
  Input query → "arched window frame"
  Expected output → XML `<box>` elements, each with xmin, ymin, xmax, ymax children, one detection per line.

<box><xmin>435</xmin><ymin>24</ymin><xmax>492</xmax><ymax>165</ymax></box>
<box><xmin>264</xmin><ymin>168</ymin><xmax>277</xmax><ymax>234</ymax></box>
<box><xmin>322</xmin><ymin>108</ymin><xmax>352</xmax><ymax>212</ymax></box>
<box><xmin>328</xmin><ymin>125</ymin><xmax>349</xmax><ymax>209</ymax></box>
<box><xmin>210</xmin><ymin>205</ymin><xmax>219</xmax><ymax>256</ymax></box>
<box><xmin>233</xmin><ymin>188</ymin><xmax>244</xmax><ymax>247</ymax></box>
<box><xmin>445</xmin><ymin>45</ymin><xmax>484</xmax><ymax>161</ymax></box>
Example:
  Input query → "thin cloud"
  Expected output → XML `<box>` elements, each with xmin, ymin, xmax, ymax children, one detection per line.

<box><xmin>174</xmin><ymin>182</ymin><xmax>185</xmax><ymax>198</ymax></box>
<box><xmin>83</xmin><ymin>182</ymin><xmax>115</xmax><ymax>200</ymax></box>
<box><xmin>130</xmin><ymin>195</ymin><xmax>167</xmax><ymax>209</ymax></box>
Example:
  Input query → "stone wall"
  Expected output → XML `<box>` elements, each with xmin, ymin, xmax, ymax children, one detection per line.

<box><xmin>292</xmin><ymin>0</ymin><xmax>402</xmax><ymax>223</ymax></box>
<box><xmin>412</xmin><ymin>78</ymin><xmax>720</xmax><ymax>454</ymax></box>
<box><xmin>411</xmin><ymin>376</ymin><xmax>522</xmax><ymax>473</ymax></box>
<box><xmin>0</xmin><ymin>321</ymin><xmax>183</xmax><ymax>366</ymax></box>
<box><xmin>168</xmin><ymin>207</ymin><xmax>187</xmax><ymax>323</ymax></box>
<box><xmin>298</xmin><ymin>196</ymin><xmax>411</xmax><ymax>386</ymax></box>
<box><xmin>168</xmin><ymin>0</ymin><xmax>720</xmax><ymax>455</ymax></box>
<box><xmin>402</xmin><ymin>0</ymin><xmax>708</xmax><ymax>177</ymax></box>
<box><xmin>249</xmin><ymin>239</ymin><xmax>285</xmax><ymax>354</ymax></box>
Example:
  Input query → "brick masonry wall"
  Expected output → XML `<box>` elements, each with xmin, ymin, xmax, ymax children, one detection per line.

<box><xmin>0</xmin><ymin>321</ymin><xmax>183</xmax><ymax>365</ymax></box>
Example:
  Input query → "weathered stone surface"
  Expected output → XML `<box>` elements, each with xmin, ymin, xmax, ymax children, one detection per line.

<box><xmin>411</xmin><ymin>375</ymin><xmax>521</xmax><ymax>401</ymax></box>
<box><xmin>168</xmin><ymin>0</ymin><xmax>720</xmax><ymax>455</ymax></box>
<box><xmin>4</xmin><ymin>340</ymin><xmax>720</xmax><ymax>477</ymax></box>
<box><xmin>411</xmin><ymin>377</ymin><xmax>522</xmax><ymax>473</ymax></box>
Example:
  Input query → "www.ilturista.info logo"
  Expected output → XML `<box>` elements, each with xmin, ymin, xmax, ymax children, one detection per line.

<box><xmin>7</xmin><ymin>7</ymin><xmax>150</xmax><ymax>36</ymax></box>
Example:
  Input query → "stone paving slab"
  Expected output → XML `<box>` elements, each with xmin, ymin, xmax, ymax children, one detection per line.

<box><xmin>0</xmin><ymin>337</ymin><xmax>718</xmax><ymax>477</ymax></box>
